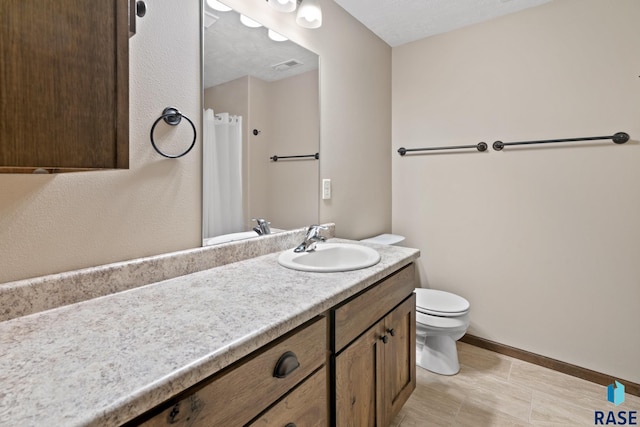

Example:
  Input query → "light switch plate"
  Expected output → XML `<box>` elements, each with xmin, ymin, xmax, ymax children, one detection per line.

<box><xmin>322</xmin><ymin>179</ymin><xmax>331</xmax><ymax>200</ymax></box>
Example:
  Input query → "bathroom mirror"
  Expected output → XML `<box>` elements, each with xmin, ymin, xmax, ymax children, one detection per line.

<box><xmin>202</xmin><ymin>2</ymin><xmax>320</xmax><ymax>246</ymax></box>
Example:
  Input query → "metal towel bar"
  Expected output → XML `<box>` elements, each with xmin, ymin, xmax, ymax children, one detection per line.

<box><xmin>493</xmin><ymin>132</ymin><xmax>629</xmax><ymax>151</ymax></box>
<box><xmin>270</xmin><ymin>153</ymin><xmax>320</xmax><ymax>162</ymax></box>
<box><xmin>397</xmin><ymin>142</ymin><xmax>488</xmax><ymax>156</ymax></box>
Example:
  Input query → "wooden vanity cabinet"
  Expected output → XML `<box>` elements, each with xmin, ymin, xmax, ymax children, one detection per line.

<box><xmin>333</xmin><ymin>264</ymin><xmax>417</xmax><ymax>427</ymax></box>
<box><xmin>135</xmin><ymin>316</ymin><xmax>328</xmax><ymax>427</ymax></box>
<box><xmin>0</xmin><ymin>0</ymin><xmax>129</xmax><ymax>173</ymax></box>
<box><xmin>129</xmin><ymin>263</ymin><xmax>416</xmax><ymax>427</ymax></box>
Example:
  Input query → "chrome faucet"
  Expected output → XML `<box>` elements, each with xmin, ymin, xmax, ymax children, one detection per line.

<box><xmin>294</xmin><ymin>225</ymin><xmax>327</xmax><ymax>253</ymax></box>
<box><xmin>252</xmin><ymin>218</ymin><xmax>271</xmax><ymax>236</ymax></box>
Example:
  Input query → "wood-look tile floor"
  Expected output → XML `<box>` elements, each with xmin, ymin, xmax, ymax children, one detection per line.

<box><xmin>391</xmin><ymin>342</ymin><xmax>640</xmax><ymax>426</ymax></box>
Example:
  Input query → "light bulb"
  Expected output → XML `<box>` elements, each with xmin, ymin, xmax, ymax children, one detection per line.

<box><xmin>240</xmin><ymin>14</ymin><xmax>263</xmax><ymax>28</ymax></box>
<box><xmin>296</xmin><ymin>0</ymin><xmax>322</xmax><ymax>29</ymax></box>
<box><xmin>268</xmin><ymin>0</ymin><xmax>297</xmax><ymax>13</ymax></box>
<box><xmin>268</xmin><ymin>29</ymin><xmax>288</xmax><ymax>42</ymax></box>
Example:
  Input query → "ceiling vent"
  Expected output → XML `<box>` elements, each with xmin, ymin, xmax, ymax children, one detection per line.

<box><xmin>271</xmin><ymin>59</ymin><xmax>303</xmax><ymax>71</ymax></box>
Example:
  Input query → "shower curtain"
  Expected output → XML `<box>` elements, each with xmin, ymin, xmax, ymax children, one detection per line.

<box><xmin>203</xmin><ymin>109</ymin><xmax>243</xmax><ymax>239</ymax></box>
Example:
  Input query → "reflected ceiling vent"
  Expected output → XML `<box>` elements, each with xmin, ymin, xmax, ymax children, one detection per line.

<box><xmin>204</xmin><ymin>12</ymin><xmax>219</xmax><ymax>30</ymax></box>
<box><xmin>271</xmin><ymin>59</ymin><xmax>303</xmax><ymax>71</ymax></box>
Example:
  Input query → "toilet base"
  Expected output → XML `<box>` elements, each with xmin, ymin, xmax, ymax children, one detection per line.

<box><xmin>417</xmin><ymin>334</ymin><xmax>460</xmax><ymax>375</ymax></box>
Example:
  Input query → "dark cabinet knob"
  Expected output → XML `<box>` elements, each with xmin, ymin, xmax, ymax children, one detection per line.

<box><xmin>387</xmin><ymin>328</ymin><xmax>396</xmax><ymax>336</ymax></box>
<box><xmin>167</xmin><ymin>403</ymin><xmax>180</xmax><ymax>423</ymax></box>
<box><xmin>380</xmin><ymin>335</ymin><xmax>389</xmax><ymax>344</ymax></box>
<box><xmin>273</xmin><ymin>351</ymin><xmax>300</xmax><ymax>378</ymax></box>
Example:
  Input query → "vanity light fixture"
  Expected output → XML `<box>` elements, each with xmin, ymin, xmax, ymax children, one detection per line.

<box><xmin>296</xmin><ymin>0</ymin><xmax>322</xmax><ymax>29</ymax></box>
<box><xmin>240</xmin><ymin>14</ymin><xmax>263</xmax><ymax>28</ymax></box>
<box><xmin>268</xmin><ymin>29</ymin><xmax>289</xmax><ymax>42</ymax></box>
<box><xmin>266</xmin><ymin>0</ymin><xmax>322</xmax><ymax>29</ymax></box>
<box><xmin>206</xmin><ymin>0</ymin><xmax>232</xmax><ymax>12</ymax></box>
<box><xmin>267</xmin><ymin>0</ymin><xmax>297</xmax><ymax>13</ymax></box>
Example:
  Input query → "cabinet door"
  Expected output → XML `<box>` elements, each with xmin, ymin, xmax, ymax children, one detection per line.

<box><xmin>0</xmin><ymin>0</ymin><xmax>129</xmax><ymax>173</ymax></box>
<box><xmin>335</xmin><ymin>324</ymin><xmax>385</xmax><ymax>427</ymax></box>
<box><xmin>383</xmin><ymin>294</ymin><xmax>416</xmax><ymax>424</ymax></box>
<box><xmin>248</xmin><ymin>366</ymin><xmax>328</xmax><ymax>427</ymax></box>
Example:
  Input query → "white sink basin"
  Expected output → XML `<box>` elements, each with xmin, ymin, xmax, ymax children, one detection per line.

<box><xmin>278</xmin><ymin>243</ymin><xmax>381</xmax><ymax>272</ymax></box>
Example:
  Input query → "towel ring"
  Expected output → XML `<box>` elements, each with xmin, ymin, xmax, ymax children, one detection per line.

<box><xmin>150</xmin><ymin>107</ymin><xmax>197</xmax><ymax>158</ymax></box>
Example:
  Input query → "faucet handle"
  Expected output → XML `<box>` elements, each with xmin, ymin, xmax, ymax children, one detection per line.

<box><xmin>306</xmin><ymin>224</ymin><xmax>327</xmax><ymax>233</ymax></box>
<box><xmin>294</xmin><ymin>225</ymin><xmax>327</xmax><ymax>253</ymax></box>
<box><xmin>306</xmin><ymin>224</ymin><xmax>327</xmax><ymax>240</ymax></box>
<box><xmin>307</xmin><ymin>224</ymin><xmax>327</xmax><ymax>231</ymax></box>
<box><xmin>251</xmin><ymin>218</ymin><xmax>271</xmax><ymax>235</ymax></box>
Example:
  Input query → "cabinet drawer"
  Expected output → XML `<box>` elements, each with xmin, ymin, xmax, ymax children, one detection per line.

<box><xmin>141</xmin><ymin>316</ymin><xmax>327</xmax><ymax>427</ymax></box>
<box><xmin>249</xmin><ymin>366</ymin><xmax>328</xmax><ymax>427</ymax></box>
<box><xmin>334</xmin><ymin>263</ymin><xmax>416</xmax><ymax>351</ymax></box>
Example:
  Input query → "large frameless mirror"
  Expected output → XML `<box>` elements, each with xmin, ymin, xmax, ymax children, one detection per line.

<box><xmin>202</xmin><ymin>1</ymin><xmax>320</xmax><ymax>246</ymax></box>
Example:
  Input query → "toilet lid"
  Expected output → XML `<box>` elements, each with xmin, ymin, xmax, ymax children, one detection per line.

<box><xmin>415</xmin><ymin>289</ymin><xmax>469</xmax><ymax>315</ymax></box>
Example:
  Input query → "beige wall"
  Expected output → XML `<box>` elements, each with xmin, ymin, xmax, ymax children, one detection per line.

<box><xmin>266</xmin><ymin>70</ymin><xmax>319</xmax><ymax>230</ymax></box>
<box><xmin>204</xmin><ymin>76</ymin><xmax>249</xmax><ymax>117</ymax></box>
<box><xmin>0</xmin><ymin>0</ymin><xmax>202</xmax><ymax>284</ymax></box>
<box><xmin>392</xmin><ymin>0</ymin><xmax>640</xmax><ymax>382</ymax></box>
<box><xmin>247</xmin><ymin>77</ymin><xmax>271</xmax><ymax>229</ymax></box>
<box><xmin>0</xmin><ymin>0</ymin><xmax>390</xmax><ymax>283</ymax></box>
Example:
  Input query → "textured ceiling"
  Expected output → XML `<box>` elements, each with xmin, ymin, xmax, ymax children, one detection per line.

<box><xmin>334</xmin><ymin>0</ymin><xmax>553</xmax><ymax>47</ymax></box>
<box><xmin>203</xmin><ymin>7</ymin><xmax>319</xmax><ymax>88</ymax></box>
<box><xmin>204</xmin><ymin>0</ymin><xmax>553</xmax><ymax>88</ymax></box>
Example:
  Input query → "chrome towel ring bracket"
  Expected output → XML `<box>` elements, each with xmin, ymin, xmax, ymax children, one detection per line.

<box><xmin>149</xmin><ymin>107</ymin><xmax>197</xmax><ymax>158</ymax></box>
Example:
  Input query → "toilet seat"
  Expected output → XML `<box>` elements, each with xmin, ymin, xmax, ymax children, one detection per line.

<box><xmin>417</xmin><ymin>306</ymin><xmax>468</xmax><ymax>317</ymax></box>
<box><xmin>415</xmin><ymin>289</ymin><xmax>469</xmax><ymax>317</ymax></box>
<box><xmin>416</xmin><ymin>311</ymin><xmax>468</xmax><ymax>329</ymax></box>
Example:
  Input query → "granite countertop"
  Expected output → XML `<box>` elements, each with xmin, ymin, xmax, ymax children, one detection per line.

<box><xmin>0</xmin><ymin>239</ymin><xmax>419</xmax><ymax>427</ymax></box>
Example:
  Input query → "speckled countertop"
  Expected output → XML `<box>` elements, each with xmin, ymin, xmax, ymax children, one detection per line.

<box><xmin>0</xmin><ymin>239</ymin><xmax>419</xmax><ymax>427</ymax></box>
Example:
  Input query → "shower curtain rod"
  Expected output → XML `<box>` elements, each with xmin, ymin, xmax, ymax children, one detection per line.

<box><xmin>493</xmin><ymin>132</ymin><xmax>629</xmax><ymax>151</ymax></box>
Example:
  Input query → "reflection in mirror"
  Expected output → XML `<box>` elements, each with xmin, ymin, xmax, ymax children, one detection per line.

<box><xmin>202</xmin><ymin>2</ymin><xmax>320</xmax><ymax>246</ymax></box>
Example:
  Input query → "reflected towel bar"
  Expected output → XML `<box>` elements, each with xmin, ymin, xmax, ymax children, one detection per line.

<box><xmin>270</xmin><ymin>153</ymin><xmax>319</xmax><ymax>162</ymax></box>
<box><xmin>397</xmin><ymin>142</ymin><xmax>488</xmax><ymax>156</ymax></box>
<box><xmin>493</xmin><ymin>132</ymin><xmax>630</xmax><ymax>151</ymax></box>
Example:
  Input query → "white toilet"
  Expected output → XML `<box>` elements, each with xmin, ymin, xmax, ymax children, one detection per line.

<box><xmin>360</xmin><ymin>234</ymin><xmax>470</xmax><ymax>375</ymax></box>
<box><xmin>415</xmin><ymin>289</ymin><xmax>470</xmax><ymax>375</ymax></box>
